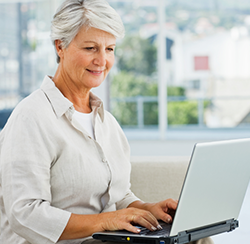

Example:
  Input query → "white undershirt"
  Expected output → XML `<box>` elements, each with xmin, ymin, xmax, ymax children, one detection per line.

<box><xmin>73</xmin><ymin>110</ymin><xmax>95</xmax><ymax>139</ymax></box>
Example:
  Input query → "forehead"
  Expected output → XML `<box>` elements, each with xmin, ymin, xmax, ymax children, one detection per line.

<box><xmin>74</xmin><ymin>26</ymin><xmax>116</xmax><ymax>45</ymax></box>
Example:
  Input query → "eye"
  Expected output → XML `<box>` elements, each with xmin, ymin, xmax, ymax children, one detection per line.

<box><xmin>107</xmin><ymin>47</ymin><xmax>114</xmax><ymax>52</ymax></box>
<box><xmin>85</xmin><ymin>47</ymin><xmax>96</xmax><ymax>51</ymax></box>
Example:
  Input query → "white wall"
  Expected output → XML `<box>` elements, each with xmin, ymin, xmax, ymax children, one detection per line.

<box><xmin>173</xmin><ymin>30</ymin><xmax>250</xmax><ymax>84</ymax></box>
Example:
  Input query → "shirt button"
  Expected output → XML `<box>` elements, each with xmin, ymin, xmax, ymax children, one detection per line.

<box><xmin>102</xmin><ymin>159</ymin><xmax>107</xmax><ymax>163</ymax></box>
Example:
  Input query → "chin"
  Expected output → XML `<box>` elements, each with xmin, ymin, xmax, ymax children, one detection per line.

<box><xmin>89</xmin><ymin>81</ymin><xmax>104</xmax><ymax>89</ymax></box>
<box><xmin>92</xmin><ymin>77</ymin><xmax>106</xmax><ymax>87</ymax></box>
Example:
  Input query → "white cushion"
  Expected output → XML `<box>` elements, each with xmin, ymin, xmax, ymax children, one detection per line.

<box><xmin>130</xmin><ymin>156</ymin><xmax>189</xmax><ymax>202</ymax></box>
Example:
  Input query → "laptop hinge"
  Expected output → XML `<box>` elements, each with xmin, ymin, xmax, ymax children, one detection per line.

<box><xmin>176</xmin><ymin>219</ymin><xmax>239</xmax><ymax>244</ymax></box>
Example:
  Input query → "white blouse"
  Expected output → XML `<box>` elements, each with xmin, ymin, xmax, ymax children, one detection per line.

<box><xmin>0</xmin><ymin>76</ymin><xmax>139</xmax><ymax>244</ymax></box>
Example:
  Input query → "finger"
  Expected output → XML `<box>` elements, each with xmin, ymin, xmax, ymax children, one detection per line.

<box><xmin>132</xmin><ymin>212</ymin><xmax>160</xmax><ymax>231</ymax></box>
<box><xmin>123</xmin><ymin>223</ymin><xmax>141</xmax><ymax>234</ymax></box>
<box><xmin>169</xmin><ymin>199</ymin><xmax>178</xmax><ymax>209</ymax></box>
<box><xmin>160</xmin><ymin>203</ymin><xmax>177</xmax><ymax>220</ymax></box>
<box><xmin>142</xmin><ymin>211</ymin><xmax>161</xmax><ymax>230</ymax></box>
<box><xmin>159</xmin><ymin>200</ymin><xmax>177</xmax><ymax>223</ymax></box>
<box><xmin>162</xmin><ymin>199</ymin><xmax>178</xmax><ymax>211</ymax></box>
<box><xmin>155</xmin><ymin>209</ymin><xmax>172</xmax><ymax>224</ymax></box>
<box><xmin>163</xmin><ymin>213</ymin><xmax>173</xmax><ymax>224</ymax></box>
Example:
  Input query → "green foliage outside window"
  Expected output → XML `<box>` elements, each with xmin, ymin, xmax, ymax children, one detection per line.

<box><xmin>110</xmin><ymin>71</ymin><xmax>157</xmax><ymax>126</ymax></box>
<box><xmin>111</xmin><ymin>71</ymin><xmax>209</xmax><ymax>126</ymax></box>
<box><xmin>111</xmin><ymin>71</ymin><xmax>157</xmax><ymax>98</ymax></box>
<box><xmin>115</xmin><ymin>35</ymin><xmax>157</xmax><ymax>76</ymax></box>
<box><xmin>111</xmin><ymin>35</ymin><xmax>207</xmax><ymax>127</ymax></box>
<box><xmin>168</xmin><ymin>101</ymin><xmax>198</xmax><ymax>125</ymax></box>
<box><xmin>111</xmin><ymin>101</ymin><xmax>138</xmax><ymax>126</ymax></box>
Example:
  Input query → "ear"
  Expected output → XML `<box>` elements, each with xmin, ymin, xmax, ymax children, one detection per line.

<box><xmin>54</xmin><ymin>40</ymin><xmax>64</xmax><ymax>60</ymax></box>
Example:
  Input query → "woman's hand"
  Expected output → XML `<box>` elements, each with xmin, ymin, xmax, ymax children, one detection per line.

<box><xmin>128</xmin><ymin>199</ymin><xmax>178</xmax><ymax>224</ymax></box>
<box><xmin>59</xmin><ymin>199</ymin><xmax>178</xmax><ymax>241</ymax></box>
<box><xmin>145</xmin><ymin>199</ymin><xmax>178</xmax><ymax>223</ymax></box>
<box><xmin>100</xmin><ymin>207</ymin><xmax>162</xmax><ymax>234</ymax></box>
<box><xmin>59</xmin><ymin>207</ymin><xmax>159</xmax><ymax>240</ymax></box>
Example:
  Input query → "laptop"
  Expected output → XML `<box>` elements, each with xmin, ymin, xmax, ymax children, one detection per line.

<box><xmin>93</xmin><ymin>138</ymin><xmax>250</xmax><ymax>244</ymax></box>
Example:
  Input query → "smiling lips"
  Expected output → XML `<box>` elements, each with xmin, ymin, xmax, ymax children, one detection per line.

<box><xmin>86</xmin><ymin>69</ymin><xmax>103</xmax><ymax>75</ymax></box>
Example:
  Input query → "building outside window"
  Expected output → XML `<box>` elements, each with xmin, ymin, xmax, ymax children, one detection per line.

<box><xmin>194</xmin><ymin>56</ymin><xmax>210</xmax><ymax>71</ymax></box>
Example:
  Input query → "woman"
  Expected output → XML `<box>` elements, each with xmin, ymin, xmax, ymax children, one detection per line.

<box><xmin>0</xmin><ymin>0</ymin><xmax>213</xmax><ymax>243</ymax></box>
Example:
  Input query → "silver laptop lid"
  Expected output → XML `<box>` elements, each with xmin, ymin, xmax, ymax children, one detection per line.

<box><xmin>170</xmin><ymin>138</ymin><xmax>250</xmax><ymax>236</ymax></box>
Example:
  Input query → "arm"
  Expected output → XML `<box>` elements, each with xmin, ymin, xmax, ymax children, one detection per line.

<box><xmin>59</xmin><ymin>207</ymin><xmax>161</xmax><ymax>240</ymax></box>
<box><xmin>59</xmin><ymin>198</ymin><xmax>178</xmax><ymax>240</ymax></box>
<box><xmin>0</xmin><ymin>111</ymin><xmax>71</xmax><ymax>244</ymax></box>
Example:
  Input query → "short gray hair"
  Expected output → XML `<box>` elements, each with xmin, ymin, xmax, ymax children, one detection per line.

<box><xmin>51</xmin><ymin>0</ymin><xmax>125</xmax><ymax>63</ymax></box>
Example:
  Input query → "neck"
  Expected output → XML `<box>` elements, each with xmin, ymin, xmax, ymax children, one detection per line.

<box><xmin>53</xmin><ymin>65</ymin><xmax>92</xmax><ymax>113</ymax></box>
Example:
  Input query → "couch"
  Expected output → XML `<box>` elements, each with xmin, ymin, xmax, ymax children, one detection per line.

<box><xmin>130</xmin><ymin>156</ymin><xmax>190</xmax><ymax>203</ymax></box>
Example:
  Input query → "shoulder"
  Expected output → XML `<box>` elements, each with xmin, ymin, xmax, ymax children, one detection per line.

<box><xmin>4</xmin><ymin>89</ymin><xmax>55</xmax><ymax>130</ymax></box>
<box><xmin>15</xmin><ymin>89</ymin><xmax>49</xmax><ymax>113</ymax></box>
<box><xmin>103</xmin><ymin>110</ymin><xmax>122</xmax><ymax>128</ymax></box>
<box><xmin>103</xmin><ymin>110</ymin><xmax>129</xmax><ymax>143</ymax></box>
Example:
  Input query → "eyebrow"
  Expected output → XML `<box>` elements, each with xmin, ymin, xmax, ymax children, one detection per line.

<box><xmin>83</xmin><ymin>41</ymin><xmax>116</xmax><ymax>46</ymax></box>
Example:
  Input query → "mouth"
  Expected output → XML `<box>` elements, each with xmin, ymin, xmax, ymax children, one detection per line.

<box><xmin>86</xmin><ymin>69</ymin><xmax>103</xmax><ymax>75</ymax></box>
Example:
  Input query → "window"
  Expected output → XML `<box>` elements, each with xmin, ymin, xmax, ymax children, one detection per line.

<box><xmin>1</xmin><ymin>0</ymin><xmax>250</xmax><ymax>136</ymax></box>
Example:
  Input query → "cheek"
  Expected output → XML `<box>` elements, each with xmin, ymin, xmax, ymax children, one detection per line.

<box><xmin>107</xmin><ymin>56</ymin><xmax>115</xmax><ymax>69</ymax></box>
<box><xmin>66</xmin><ymin>49</ymin><xmax>89</xmax><ymax>66</ymax></box>
<box><xmin>70</xmin><ymin>57</ymin><xmax>91</xmax><ymax>75</ymax></box>
<box><xmin>74</xmin><ymin>53</ymin><xmax>89</xmax><ymax>66</ymax></box>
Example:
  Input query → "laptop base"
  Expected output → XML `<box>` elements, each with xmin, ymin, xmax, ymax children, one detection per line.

<box><xmin>93</xmin><ymin>219</ymin><xmax>238</xmax><ymax>244</ymax></box>
<box><xmin>176</xmin><ymin>219</ymin><xmax>238</xmax><ymax>244</ymax></box>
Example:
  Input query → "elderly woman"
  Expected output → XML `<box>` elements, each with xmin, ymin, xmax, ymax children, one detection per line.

<box><xmin>0</xmin><ymin>0</ymin><xmax>214</xmax><ymax>244</ymax></box>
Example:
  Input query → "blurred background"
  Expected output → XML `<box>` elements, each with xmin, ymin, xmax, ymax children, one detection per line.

<box><xmin>1</xmin><ymin>0</ymin><xmax>250</xmax><ymax>143</ymax></box>
<box><xmin>0</xmin><ymin>0</ymin><xmax>250</xmax><ymax>242</ymax></box>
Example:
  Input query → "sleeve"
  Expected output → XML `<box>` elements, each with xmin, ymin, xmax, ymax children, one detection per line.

<box><xmin>115</xmin><ymin>187</ymin><xmax>141</xmax><ymax>210</ymax></box>
<box><xmin>0</xmin><ymin>111</ymin><xmax>71</xmax><ymax>244</ymax></box>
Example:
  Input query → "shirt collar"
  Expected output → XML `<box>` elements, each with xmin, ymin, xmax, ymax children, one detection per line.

<box><xmin>40</xmin><ymin>75</ymin><xmax>104</xmax><ymax>122</ymax></box>
<box><xmin>89</xmin><ymin>92</ymin><xmax>105</xmax><ymax>122</ymax></box>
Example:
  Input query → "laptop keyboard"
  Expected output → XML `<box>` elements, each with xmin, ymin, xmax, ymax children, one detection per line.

<box><xmin>138</xmin><ymin>222</ymin><xmax>171</xmax><ymax>237</ymax></box>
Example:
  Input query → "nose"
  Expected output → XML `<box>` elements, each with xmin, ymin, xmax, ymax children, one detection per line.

<box><xmin>93</xmin><ymin>49</ymin><xmax>106</xmax><ymax>67</ymax></box>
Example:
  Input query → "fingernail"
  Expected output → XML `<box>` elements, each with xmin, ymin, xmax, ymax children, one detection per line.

<box><xmin>157</xmin><ymin>224</ymin><xmax>163</xmax><ymax>230</ymax></box>
<box><xmin>167</xmin><ymin>218</ymin><xmax>171</xmax><ymax>223</ymax></box>
<box><xmin>151</xmin><ymin>226</ymin><xmax>157</xmax><ymax>231</ymax></box>
<box><xmin>137</xmin><ymin>229</ymin><xmax>141</xmax><ymax>233</ymax></box>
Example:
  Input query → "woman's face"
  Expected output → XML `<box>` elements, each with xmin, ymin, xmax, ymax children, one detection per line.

<box><xmin>57</xmin><ymin>26</ymin><xmax>116</xmax><ymax>90</ymax></box>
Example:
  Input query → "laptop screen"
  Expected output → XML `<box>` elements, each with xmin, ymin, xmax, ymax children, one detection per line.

<box><xmin>170</xmin><ymin>138</ymin><xmax>250</xmax><ymax>236</ymax></box>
